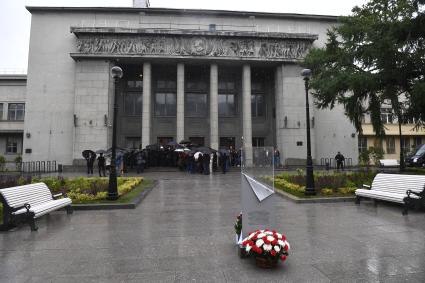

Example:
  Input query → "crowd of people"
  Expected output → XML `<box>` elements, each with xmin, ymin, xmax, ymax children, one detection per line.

<box><xmin>83</xmin><ymin>145</ymin><xmax>284</xmax><ymax>176</ymax></box>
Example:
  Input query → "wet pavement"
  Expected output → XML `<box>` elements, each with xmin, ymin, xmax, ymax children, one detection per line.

<box><xmin>1</xmin><ymin>171</ymin><xmax>425</xmax><ymax>282</ymax></box>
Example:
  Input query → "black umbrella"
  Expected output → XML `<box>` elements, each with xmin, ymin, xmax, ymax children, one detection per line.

<box><xmin>179</xmin><ymin>140</ymin><xmax>191</xmax><ymax>145</ymax></box>
<box><xmin>95</xmin><ymin>149</ymin><xmax>106</xmax><ymax>154</ymax></box>
<box><xmin>82</xmin><ymin>150</ymin><xmax>96</xmax><ymax>159</ymax></box>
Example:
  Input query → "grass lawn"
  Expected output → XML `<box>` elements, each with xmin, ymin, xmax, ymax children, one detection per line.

<box><xmin>275</xmin><ymin>186</ymin><xmax>355</xmax><ymax>199</ymax></box>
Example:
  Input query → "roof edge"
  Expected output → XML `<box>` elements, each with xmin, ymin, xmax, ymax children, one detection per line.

<box><xmin>0</xmin><ymin>74</ymin><xmax>27</xmax><ymax>80</ymax></box>
<box><xmin>25</xmin><ymin>6</ymin><xmax>339</xmax><ymax>21</ymax></box>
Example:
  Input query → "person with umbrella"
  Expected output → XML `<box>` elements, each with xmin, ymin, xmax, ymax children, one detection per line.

<box><xmin>82</xmin><ymin>150</ymin><xmax>96</xmax><ymax>175</ymax></box>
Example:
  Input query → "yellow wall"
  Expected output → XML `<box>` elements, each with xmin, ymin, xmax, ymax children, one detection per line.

<box><xmin>361</xmin><ymin>124</ymin><xmax>425</xmax><ymax>160</ymax></box>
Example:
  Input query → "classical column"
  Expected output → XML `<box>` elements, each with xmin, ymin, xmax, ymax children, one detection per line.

<box><xmin>141</xmin><ymin>62</ymin><xmax>151</xmax><ymax>148</ymax></box>
<box><xmin>210</xmin><ymin>63</ymin><xmax>219</xmax><ymax>150</ymax></box>
<box><xmin>177</xmin><ymin>63</ymin><xmax>185</xmax><ymax>143</ymax></box>
<box><xmin>242</xmin><ymin>64</ymin><xmax>253</xmax><ymax>166</ymax></box>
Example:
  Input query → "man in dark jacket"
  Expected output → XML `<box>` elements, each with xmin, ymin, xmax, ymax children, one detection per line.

<box><xmin>97</xmin><ymin>153</ymin><xmax>106</xmax><ymax>177</ymax></box>
<box><xmin>335</xmin><ymin>151</ymin><xmax>345</xmax><ymax>171</ymax></box>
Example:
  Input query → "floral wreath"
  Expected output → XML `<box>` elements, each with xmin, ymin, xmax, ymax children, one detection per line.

<box><xmin>242</xmin><ymin>229</ymin><xmax>290</xmax><ymax>261</ymax></box>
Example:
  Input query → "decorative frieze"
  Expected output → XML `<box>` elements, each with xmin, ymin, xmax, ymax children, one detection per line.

<box><xmin>75</xmin><ymin>35</ymin><xmax>313</xmax><ymax>60</ymax></box>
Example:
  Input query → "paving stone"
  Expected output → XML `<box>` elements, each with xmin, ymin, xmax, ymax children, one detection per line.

<box><xmin>0</xmin><ymin>171</ymin><xmax>424</xmax><ymax>281</ymax></box>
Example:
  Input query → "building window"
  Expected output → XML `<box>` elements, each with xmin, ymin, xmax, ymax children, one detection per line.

<box><xmin>373</xmin><ymin>138</ymin><xmax>383</xmax><ymax>150</ymax></box>
<box><xmin>218</xmin><ymin>94</ymin><xmax>236</xmax><ymax>117</ymax></box>
<box><xmin>0</xmin><ymin>103</ymin><xmax>3</xmax><ymax>120</ymax></box>
<box><xmin>157</xmin><ymin>137</ymin><xmax>174</xmax><ymax>146</ymax></box>
<box><xmin>380</xmin><ymin>108</ymin><xmax>393</xmax><ymax>124</ymax></box>
<box><xmin>155</xmin><ymin>93</ymin><xmax>176</xmax><ymax>117</ymax></box>
<box><xmin>251</xmin><ymin>94</ymin><xmax>264</xmax><ymax>117</ymax></box>
<box><xmin>6</xmin><ymin>137</ymin><xmax>18</xmax><ymax>154</ymax></box>
<box><xmin>220</xmin><ymin>137</ymin><xmax>235</xmax><ymax>149</ymax></box>
<box><xmin>125</xmin><ymin>137</ymin><xmax>140</xmax><ymax>149</ymax></box>
<box><xmin>358</xmin><ymin>137</ymin><xmax>367</xmax><ymax>153</ymax></box>
<box><xmin>127</xmin><ymin>80</ymin><xmax>143</xmax><ymax>89</ymax></box>
<box><xmin>124</xmin><ymin>92</ymin><xmax>143</xmax><ymax>116</ymax></box>
<box><xmin>189</xmin><ymin>137</ymin><xmax>204</xmax><ymax>146</ymax></box>
<box><xmin>386</xmin><ymin>137</ymin><xmax>395</xmax><ymax>154</ymax></box>
<box><xmin>186</xmin><ymin>93</ymin><xmax>207</xmax><ymax>117</ymax></box>
<box><xmin>413</xmin><ymin>137</ymin><xmax>422</xmax><ymax>149</ymax></box>
<box><xmin>401</xmin><ymin>137</ymin><xmax>411</xmax><ymax>153</ymax></box>
<box><xmin>252</xmin><ymin>137</ymin><xmax>265</xmax><ymax>147</ymax></box>
<box><xmin>8</xmin><ymin>103</ymin><xmax>25</xmax><ymax>121</ymax></box>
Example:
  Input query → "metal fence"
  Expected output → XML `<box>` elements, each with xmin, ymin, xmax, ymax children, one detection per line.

<box><xmin>0</xmin><ymin>161</ymin><xmax>58</xmax><ymax>174</ymax></box>
<box><xmin>320</xmin><ymin>157</ymin><xmax>353</xmax><ymax>169</ymax></box>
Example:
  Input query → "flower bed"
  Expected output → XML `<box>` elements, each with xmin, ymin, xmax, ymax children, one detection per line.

<box><xmin>0</xmin><ymin>176</ymin><xmax>144</xmax><ymax>205</ymax></box>
<box><xmin>265</xmin><ymin>170</ymin><xmax>377</xmax><ymax>198</ymax></box>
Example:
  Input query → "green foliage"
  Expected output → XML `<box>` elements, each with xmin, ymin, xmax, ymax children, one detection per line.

<box><xmin>272</xmin><ymin>170</ymin><xmax>377</xmax><ymax>197</ymax></box>
<box><xmin>369</xmin><ymin>147</ymin><xmax>385</xmax><ymax>166</ymax></box>
<box><xmin>359</xmin><ymin>150</ymin><xmax>371</xmax><ymax>167</ymax></box>
<box><xmin>0</xmin><ymin>155</ymin><xmax>5</xmax><ymax>171</ymax></box>
<box><xmin>303</xmin><ymin>0</ymin><xmax>425</xmax><ymax>165</ymax></box>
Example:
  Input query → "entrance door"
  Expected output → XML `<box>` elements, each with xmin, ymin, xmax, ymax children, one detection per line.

<box><xmin>189</xmin><ymin>137</ymin><xmax>204</xmax><ymax>146</ymax></box>
<box><xmin>220</xmin><ymin>137</ymin><xmax>235</xmax><ymax>149</ymax></box>
<box><xmin>157</xmin><ymin>137</ymin><xmax>173</xmax><ymax>146</ymax></box>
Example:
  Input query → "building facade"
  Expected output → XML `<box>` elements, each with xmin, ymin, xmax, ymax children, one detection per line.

<box><xmin>19</xmin><ymin>5</ymin><xmax>359</xmax><ymax>167</ymax></box>
<box><xmin>0</xmin><ymin>75</ymin><xmax>26</xmax><ymax>168</ymax></box>
<box><xmin>359</xmin><ymin>107</ymin><xmax>425</xmax><ymax>160</ymax></box>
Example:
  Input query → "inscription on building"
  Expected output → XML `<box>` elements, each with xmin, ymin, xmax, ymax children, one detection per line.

<box><xmin>75</xmin><ymin>35</ymin><xmax>313</xmax><ymax>60</ymax></box>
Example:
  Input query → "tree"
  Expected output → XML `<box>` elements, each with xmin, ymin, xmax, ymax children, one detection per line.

<box><xmin>304</xmin><ymin>0</ymin><xmax>425</xmax><ymax>171</ymax></box>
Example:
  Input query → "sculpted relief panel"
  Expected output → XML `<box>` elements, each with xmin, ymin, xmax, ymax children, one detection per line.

<box><xmin>75</xmin><ymin>35</ymin><xmax>312</xmax><ymax>60</ymax></box>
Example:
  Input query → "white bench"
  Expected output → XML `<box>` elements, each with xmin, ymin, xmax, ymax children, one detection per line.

<box><xmin>379</xmin><ymin>159</ymin><xmax>399</xmax><ymax>167</ymax></box>
<box><xmin>355</xmin><ymin>173</ymin><xmax>425</xmax><ymax>214</ymax></box>
<box><xmin>0</xmin><ymin>182</ymin><xmax>73</xmax><ymax>231</ymax></box>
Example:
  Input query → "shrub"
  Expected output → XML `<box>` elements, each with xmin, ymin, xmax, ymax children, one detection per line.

<box><xmin>0</xmin><ymin>155</ymin><xmax>5</xmax><ymax>171</ymax></box>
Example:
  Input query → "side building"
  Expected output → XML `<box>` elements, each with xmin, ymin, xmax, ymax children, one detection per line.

<box><xmin>0</xmin><ymin>75</ymin><xmax>26</xmax><ymax>169</ymax></box>
<box><xmin>359</xmin><ymin>107</ymin><xmax>425</xmax><ymax>162</ymax></box>
<box><xmin>20</xmin><ymin>6</ymin><xmax>359</xmax><ymax>167</ymax></box>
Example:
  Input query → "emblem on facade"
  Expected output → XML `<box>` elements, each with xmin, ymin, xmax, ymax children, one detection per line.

<box><xmin>75</xmin><ymin>34</ymin><xmax>313</xmax><ymax>61</ymax></box>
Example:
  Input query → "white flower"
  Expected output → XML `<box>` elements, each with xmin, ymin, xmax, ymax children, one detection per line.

<box><xmin>274</xmin><ymin>245</ymin><xmax>281</xmax><ymax>252</ymax></box>
<box><xmin>265</xmin><ymin>231</ymin><xmax>273</xmax><ymax>235</ymax></box>
<box><xmin>248</xmin><ymin>233</ymin><xmax>255</xmax><ymax>240</ymax></box>
<box><xmin>278</xmin><ymin>240</ymin><xmax>285</xmax><ymax>246</ymax></box>
<box><xmin>276</xmin><ymin>233</ymin><xmax>282</xmax><ymax>239</ymax></box>
<box><xmin>256</xmin><ymin>239</ymin><xmax>264</xmax><ymax>247</ymax></box>
<box><xmin>284</xmin><ymin>241</ymin><xmax>290</xmax><ymax>250</ymax></box>
<box><xmin>263</xmin><ymin>244</ymin><xmax>272</xmax><ymax>251</ymax></box>
<box><xmin>257</xmin><ymin>233</ymin><xmax>266</xmax><ymax>239</ymax></box>
<box><xmin>266</xmin><ymin>236</ymin><xmax>275</xmax><ymax>242</ymax></box>
<box><xmin>246</xmin><ymin>245</ymin><xmax>252</xmax><ymax>252</ymax></box>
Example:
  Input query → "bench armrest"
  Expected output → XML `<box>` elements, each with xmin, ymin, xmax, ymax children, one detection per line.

<box><xmin>407</xmin><ymin>190</ymin><xmax>422</xmax><ymax>198</ymax></box>
<box><xmin>52</xmin><ymin>193</ymin><xmax>63</xmax><ymax>199</ymax></box>
<box><xmin>362</xmin><ymin>184</ymin><xmax>371</xmax><ymax>189</ymax></box>
<box><xmin>11</xmin><ymin>203</ymin><xmax>31</xmax><ymax>213</ymax></box>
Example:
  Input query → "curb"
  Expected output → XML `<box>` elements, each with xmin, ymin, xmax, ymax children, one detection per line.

<box><xmin>275</xmin><ymin>189</ymin><xmax>356</xmax><ymax>204</ymax></box>
<box><xmin>71</xmin><ymin>180</ymin><xmax>157</xmax><ymax>210</ymax></box>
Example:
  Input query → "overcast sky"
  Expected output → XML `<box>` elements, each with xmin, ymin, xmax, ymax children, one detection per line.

<box><xmin>0</xmin><ymin>0</ymin><xmax>369</xmax><ymax>72</ymax></box>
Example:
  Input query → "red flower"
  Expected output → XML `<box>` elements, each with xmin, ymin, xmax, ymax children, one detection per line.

<box><xmin>242</xmin><ymin>241</ymin><xmax>247</xmax><ymax>246</ymax></box>
<box><xmin>256</xmin><ymin>248</ymin><xmax>263</xmax><ymax>254</ymax></box>
<box><xmin>281</xmin><ymin>235</ymin><xmax>286</xmax><ymax>241</ymax></box>
<box><xmin>271</xmin><ymin>250</ymin><xmax>277</xmax><ymax>257</ymax></box>
<box><xmin>283</xmin><ymin>245</ymin><xmax>288</xmax><ymax>251</ymax></box>
<box><xmin>264</xmin><ymin>239</ymin><xmax>270</xmax><ymax>245</ymax></box>
<box><xmin>272</xmin><ymin>240</ymin><xmax>278</xmax><ymax>245</ymax></box>
<box><xmin>272</xmin><ymin>230</ymin><xmax>277</xmax><ymax>233</ymax></box>
<box><xmin>281</xmin><ymin>255</ymin><xmax>287</xmax><ymax>261</ymax></box>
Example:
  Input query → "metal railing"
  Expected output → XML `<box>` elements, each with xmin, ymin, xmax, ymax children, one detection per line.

<box><xmin>320</xmin><ymin>157</ymin><xmax>353</xmax><ymax>169</ymax></box>
<box><xmin>20</xmin><ymin>161</ymin><xmax>57</xmax><ymax>174</ymax></box>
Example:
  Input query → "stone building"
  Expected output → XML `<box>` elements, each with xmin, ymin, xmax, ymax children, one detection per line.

<box><xmin>17</xmin><ymin>4</ymin><xmax>359</xmax><ymax>167</ymax></box>
<box><xmin>0</xmin><ymin>75</ymin><xmax>26</xmax><ymax>169</ymax></box>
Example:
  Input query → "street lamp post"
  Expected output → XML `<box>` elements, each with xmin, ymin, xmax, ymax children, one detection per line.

<box><xmin>301</xmin><ymin>69</ymin><xmax>316</xmax><ymax>196</ymax></box>
<box><xmin>108</xmin><ymin>66</ymin><xmax>123</xmax><ymax>200</ymax></box>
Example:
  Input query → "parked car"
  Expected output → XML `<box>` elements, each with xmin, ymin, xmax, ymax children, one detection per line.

<box><xmin>406</xmin><ymin>144</ymin><xmax>425</xmax><ymax>167</ymax></box>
